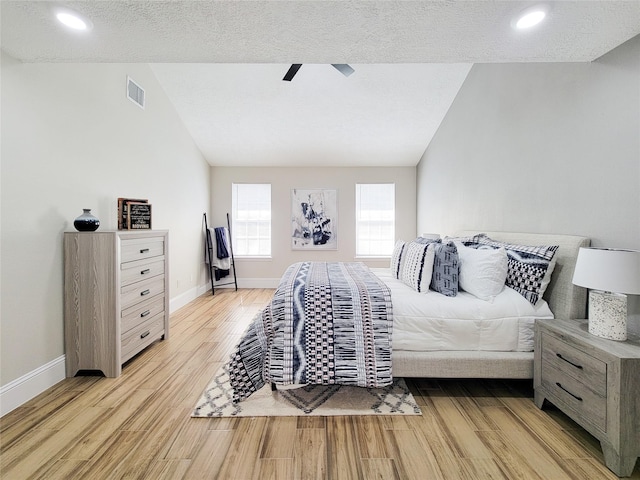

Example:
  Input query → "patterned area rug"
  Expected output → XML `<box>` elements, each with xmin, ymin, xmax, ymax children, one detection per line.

<box><xmin>192</xmin><ymin>366</ymin><xmax>421</xmax><ymax>418</ymax></box>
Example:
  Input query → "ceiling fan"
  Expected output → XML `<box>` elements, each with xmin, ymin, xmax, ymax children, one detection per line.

<box><xmin>283</xmin><ymin>64</ymin><xmax>355</xmax><ymax>81</ymax></box>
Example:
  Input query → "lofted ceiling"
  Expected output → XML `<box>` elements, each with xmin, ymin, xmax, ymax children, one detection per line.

<box><xmin>2</xmin><ymin>1</ymin><xmax>639</xmax><ymax>167</ymax></box>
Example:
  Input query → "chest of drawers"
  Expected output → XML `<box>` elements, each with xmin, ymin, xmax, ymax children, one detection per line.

<box><xmin>64</xmin><ymin>230</ymin><xmax>169</xmax><ymax>377</ymax></box>
<box><xmin>534</xmin><ymin>318</ymin><xmax>640</xmax><ymax>477</ymax></box>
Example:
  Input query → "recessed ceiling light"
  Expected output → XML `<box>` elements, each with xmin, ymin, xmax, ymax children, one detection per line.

<box><xmin>55</xmin><ymin>8</ymin><xmax>93</xmax><ymax>31</ymax></box>
<box><xmin>513</xmin><ymin>4</ymin><xmax>550</xmax><ymax>30</ymax></box>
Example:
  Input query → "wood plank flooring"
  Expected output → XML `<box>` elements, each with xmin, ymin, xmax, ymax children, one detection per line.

<box><xmin>2</xmin><ymin>288</ymin><xmax>639</xmax><ymax>479</ymax></box>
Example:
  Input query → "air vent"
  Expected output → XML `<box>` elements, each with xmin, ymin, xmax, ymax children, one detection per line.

<box><xmin>126</xmin><ymin>76</ymin><xmax>145</xmax><ymax>109</ymax></box>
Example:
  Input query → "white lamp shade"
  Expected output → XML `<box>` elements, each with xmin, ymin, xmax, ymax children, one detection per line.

<box><xmin>572</xmin><ymin>247</ymin><xmax>640</xmax><ymax>295</ymax></box>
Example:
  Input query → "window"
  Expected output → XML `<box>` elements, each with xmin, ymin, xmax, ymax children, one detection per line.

<box><xmin>232</xmin><ymin>183</ymin><xmax>271</xmax><ymax>257</ymax></box>
<box><xmin>355</xmin><ymin>183</ymin><xmax>395</xmax><ymax>256</ymax></box>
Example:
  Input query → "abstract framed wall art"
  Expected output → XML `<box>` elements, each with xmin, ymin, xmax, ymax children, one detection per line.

<box><xmin>291</xmin><ymin>188</ymin><xmax>337</xmax><ymax>250</ymax></box>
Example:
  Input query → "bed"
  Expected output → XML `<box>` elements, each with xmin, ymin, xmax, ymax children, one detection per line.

<box><xmin>227</xmin><ymin>231</ymin><xmax>590</xmax><ymax>402</ymax></box>
<box><xmin>388</xmin><ymin>231</ymin><xmax>590</xmax><ymax>379</ymax></box>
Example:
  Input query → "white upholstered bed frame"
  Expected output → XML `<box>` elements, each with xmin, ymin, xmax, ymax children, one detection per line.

<box><xmin>392</xmin><ymin>231</ymin><xmax>591</xmax><ymax>379</ymax></box>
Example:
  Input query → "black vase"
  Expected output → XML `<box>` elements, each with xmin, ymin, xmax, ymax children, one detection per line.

<box><xmin>74</xmin><ymin>209</ymin><xmax>100</xmax><ymax>232</ymax></box>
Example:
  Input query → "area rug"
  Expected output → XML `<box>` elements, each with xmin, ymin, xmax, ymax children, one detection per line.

<box><xmin>192</xmin><ymin>366</ymin><xmax>422</xmax><ymax>418</ymax></box>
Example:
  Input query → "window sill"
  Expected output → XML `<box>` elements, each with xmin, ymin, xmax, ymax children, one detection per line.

<box><xmin>235</xmin><ymin>256</ymin><xmax>273</xmax><ymax>262</ymax></box>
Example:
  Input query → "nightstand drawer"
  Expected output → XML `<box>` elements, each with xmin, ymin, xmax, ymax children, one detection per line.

<box><xmin>541</xmin><ymin>360</ymin><xmax>606</xmax><ymax>432</ymax></box>
<box><xmin>121</xmin><ymin>237</ymin><xmax>165</xmax><ymax>263</ymax></box>
<box><xmin>541</xmin><ymin>332</ymin><xmax>606</xmax><ymax>396</ymax></box>
<box><xmin>121</xmin><ymin>258</ymin><xmax>165</xmax><ymax>287</ymax></box>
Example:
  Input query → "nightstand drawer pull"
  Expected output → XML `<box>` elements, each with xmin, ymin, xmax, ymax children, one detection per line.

<box><xmin>556</xmin><ymin>382</ymin><xmax>583</xmax><ymax>401</ymax></box>
<box><xmin>140</xmin><ymin>289</ymin><xmax>150</xmax><ymax>296</ymax></box>
<box><xmin>140</xmin><ymin>310</ymin><xmax>151</xmax><ymax>318</ymax></box>
<box><xmin>140</xmin><ymin>331</ymin><xmax>150</xmax><ymax>339</ymax></box>
<box><xmin>140</xmin><ymin>269</ymin><xmax>150</xmax><ymax>275</ymax></box>
<box><xmin>556</xmin><ymin>353</ymin><xmax>583</xmax><ymax>370</ymax></box>
<box><xmin>140</xmin><ymin>248</ymin><xmax>150</xmax><ymax>254</ymax></box>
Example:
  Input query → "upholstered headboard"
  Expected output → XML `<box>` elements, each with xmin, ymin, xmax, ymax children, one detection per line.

<box><xmin>459</xmin><ymin>231</ymin><xmax>591</xmax><ymax>320</ymax></box>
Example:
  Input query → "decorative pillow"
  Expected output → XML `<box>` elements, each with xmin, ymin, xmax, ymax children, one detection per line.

<box><xmin>444</xmin><ymin>233</ymin><xmax>488</xmax><ymax>247</ymax></box>
<box><xmin>390</xmin><ymin>240</ymin><xmax>406</xmax><ymax>279</ymax></box>
<box><xmin>475</xmin><ymin>236</ymin><xmax>559</xmax><ymax>304</ymax></box>
<box><xmin>429</xmin><ymin>241</ymin><xmax>459</xmax><ymax>297</ymax></box>
<box><xmin>401</xmin><ymin>241</ymin><xmax>436</xmax><ymax>293</ymax></box>
<box><xmin>412</xmin><ymin>236</ymin><xmax>442</xmax><ymax>245</ymax></box>
<box><xmin>455</xmin><ymin>242</ymin><xmax>508</xmax><ymax>301</ymax></box>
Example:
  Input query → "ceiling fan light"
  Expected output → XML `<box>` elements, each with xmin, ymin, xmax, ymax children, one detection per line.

<box><xmin>513</xmin><ymin>4</ymin><xmax>549</xmax><ymax>30</ymax></box>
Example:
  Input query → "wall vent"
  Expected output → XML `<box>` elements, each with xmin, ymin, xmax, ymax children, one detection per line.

<box><xmin>126</xmin><ymin>76</ymin><xmax>145</xmax><ymax>109</ymax></box>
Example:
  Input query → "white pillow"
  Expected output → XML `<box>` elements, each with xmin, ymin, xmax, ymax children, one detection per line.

<box><xmin>455</xmin><ymin>242</ymin><xmax>508</xmax><ymax>301</ymax></box>
<box><xmin>401</xmin><ymin>242</ymin><xmax>436</xmax><ymax>293</ymax></box>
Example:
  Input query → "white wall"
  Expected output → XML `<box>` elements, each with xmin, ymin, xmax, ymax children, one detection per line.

<box><xmin>0</xmin><ymin>52</ymin><xmax>211</xmax><ymax>403</ymax></box>
<box><xmin>210</xmin><ymin>166</ymin><xmax>417</xmax><ymax>284</ymax></box>
<box><xmin>416</xmin><ymin>35</ymin><xmax>640</xmax><ymax>324</ymax></box>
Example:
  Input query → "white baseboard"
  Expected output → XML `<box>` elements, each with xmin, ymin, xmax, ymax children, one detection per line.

<box><xmin>208</xmin><ymin>278</ymin><xmax>279</xmax><ymax>289</ymax></box>
<box><xmin>236</xmin><ymin>277</ymin><xmax>279</xmax><ymax>289</ymax></box>
<box><xmin>0</xmin><ymin>355</ymin><xmax>66</xmax><ymax>417</ymax></box>
<box><xmin>169</xmin><ymin>283</ymin><xmax>210</xmax><ymax>313</ymax></box>
<box><xmin>1</xmin><ymin>281</ymin><xmax>276</xmax><ymax>417</ymax></box>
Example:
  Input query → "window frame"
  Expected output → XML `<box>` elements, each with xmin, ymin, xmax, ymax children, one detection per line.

<box><xmin>355</xmin><ymin>183</ymin><xmax>396</xmax><ymax>258</ymax></box>
<box><xmin>231</xmin><ymin>183</ymin><xmax>272</xmax><ymax>258</ymax></box>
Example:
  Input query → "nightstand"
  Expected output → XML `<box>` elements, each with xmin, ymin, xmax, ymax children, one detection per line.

<box><xmin>534</xmin><ymin>318</ymin><xmax>640</xmax><ymax>477</ymax></box>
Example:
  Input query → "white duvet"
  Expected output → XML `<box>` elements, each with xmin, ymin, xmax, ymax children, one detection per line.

<box><xmin>371</xmin><ymin>268</ymin><xmax>554</xmax><ymax>352</ymax></box>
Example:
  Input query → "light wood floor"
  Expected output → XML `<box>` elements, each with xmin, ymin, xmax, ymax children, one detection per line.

<box><xmin>2</xmin><ymin>288</ymin><xmax>639</xmax><ymax>479</ymax></box>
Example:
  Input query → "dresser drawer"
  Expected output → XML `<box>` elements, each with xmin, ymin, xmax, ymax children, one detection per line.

<box><xmin>121</xmin><ymin>275</ymin><xmax>164</xmax><ymax>310</ymax></box>
<box><xmin>541</xmin><ymin>333</ymin><xmax>606</xmax><ymax>396</ymax></box>
<box><xmin>121</xmin><ymin>314</ymin><xmax>165</xmax><ymax>363</ymax></box>
<box><xmin>121</xmin><ymin>295</ymin><xmax>165</xmax><ymax>335</ymax></box>
<box><xmin>121</xmin><ymin>258</ymin><xmax>165</xmax><ymax>287</ymax></box>
<box><xmin>541</xmin><ymin>360</ymin><xmax>607</xmax><ymax>432</ymax></box>
<box><xmin>121</xmin><ymin>236</ymin><xmax>165</xmax><ymax>263</ymax></box>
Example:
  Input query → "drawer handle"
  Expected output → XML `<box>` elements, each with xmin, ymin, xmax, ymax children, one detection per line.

<box><xmin>556</xmin><ymin>382</ymin><xmax>583</xmax><ymax>402</ymax></box>
<box><xmin>140</xmin><ymin>248</ymin><xmax>150</xmax><ymax>254</ymax></box>
<box><xmin>140</xmin><ymin>310</ymin><xmax>151</xmax><ymax>318</ymax></box>
<box><xmin>556</xmin><ymin>353</ymin><xmax>583</xmax><ymax>370</ymax></box>
<box><xmin>140</xmin><ymin>331</ymin><xmax>150</xmax><ymax>339</ymax></box>
<box><xmin>140</xmin><ymin>289</ymin><xmax>150</xmax><ymax>296</ymax></box>
<box><xmin>141</xmin><ymin>269</ymin><xmax>150</xmax><ymax>275</ymax></box>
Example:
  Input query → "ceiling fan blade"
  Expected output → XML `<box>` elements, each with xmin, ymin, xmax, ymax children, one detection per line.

<box><xmin>331</xmin><ymin>64</ymin><xmax>355</xmax><ymax>77</ymax></box>
<box><xmin>283</xmin><ymin>64</ymin><xmax>302</xmax><ymax>81</ymax></box>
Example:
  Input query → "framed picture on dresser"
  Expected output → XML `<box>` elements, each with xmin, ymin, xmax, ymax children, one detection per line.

<box><xmin>118</xmin><ymin>197</ymin><xmax>149</xmax><ymax>230</ymax></box>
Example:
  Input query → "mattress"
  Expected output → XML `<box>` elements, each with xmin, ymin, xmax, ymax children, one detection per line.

<box><xmin>371</xmin><ymin>268</ymin><xmax>554</xmax><ymax>352</ymax></box>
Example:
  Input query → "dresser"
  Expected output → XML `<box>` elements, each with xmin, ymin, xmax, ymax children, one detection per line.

<box><xmin>534</xmin><ymin>318</ymin><xmax>640</xmax><ymax>477</ymax></box>
<box><xmin>64</xmin><ymin>230</ymin><xmax>169</xmax><ymax>378</ymax></box>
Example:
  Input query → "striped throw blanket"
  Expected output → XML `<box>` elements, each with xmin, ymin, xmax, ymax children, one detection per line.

<box><xmin>227</xmin><ymin>262</ymin><xmax>393</xmax><ymax>403</ymax></box>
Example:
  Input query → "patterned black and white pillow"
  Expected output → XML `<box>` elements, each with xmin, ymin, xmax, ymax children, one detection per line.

<box><xmin>430</xmin><ymin>241</ymin><xmax>459</xmax><ymax>297</ymax></box>
<box><xmin>475</xmin><ymin>236</ymin><xmax>559</xmax><ymax>304</ymax></box>
<box><xmin>401</xmin><ymin>241</ymin><xmax>436</xmax><ymax>293</ymax></box>
<box><xmin>412</xmin><ymin>236</ymin><xmax>442</xmax><ymax>245</ymax></box>
<box><xmin>390</xmin><ymin>240</ymin><xmax>406</xmax><ymax>279</ymax></box>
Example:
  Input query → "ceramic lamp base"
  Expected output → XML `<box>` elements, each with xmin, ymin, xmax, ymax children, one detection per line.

<box><xmin>588</xmin><ymin>290</ymin><xmax>627</xmax><ymax>341</ymax></box>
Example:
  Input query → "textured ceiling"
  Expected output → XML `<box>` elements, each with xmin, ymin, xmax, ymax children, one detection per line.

<box><xmin>2</xmin><ymin>1</ymin><xmax>639</xmax><ymax>166</ymax></box>
<box><xmin>149</xmin><ymin>63</ymin><xmax>472</xmax><ymax>166</ymax></box>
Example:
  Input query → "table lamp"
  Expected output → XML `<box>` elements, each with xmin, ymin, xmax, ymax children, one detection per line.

<box><xmin>572</xmin><ymin>247</ymin><xmax>640</xmax><ymax>341</ymax></box>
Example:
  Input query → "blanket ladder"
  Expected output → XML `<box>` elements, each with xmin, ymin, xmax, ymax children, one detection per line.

<box><xmin>204</xmin><ymin>212</ymin><xmax>238</xmax><ymax>295</ymax></box>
